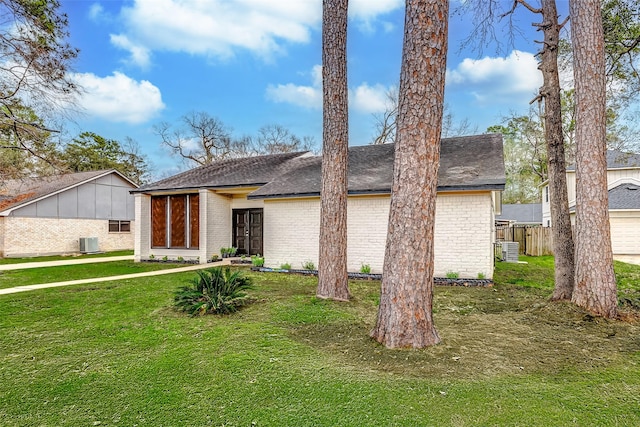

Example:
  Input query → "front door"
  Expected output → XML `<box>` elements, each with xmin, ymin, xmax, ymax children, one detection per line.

<box><xmin>232</xmin><ymin>209</ymin><xmax>263</xmax><ymax>255</ymax></box>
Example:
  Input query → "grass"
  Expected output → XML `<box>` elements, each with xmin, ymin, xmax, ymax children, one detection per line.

<box><xmin>0</xmin><ymin>250</ymin><xmax>133</xmax><ymax>265</ymax></box>
<box><xmin>0</xmin><ymin>260</ymin><xmax>187</xmax><ymax>290</ymax></box>
<box><xmin>0</xmin><ymin>259</ymin><xmax>639</xmax><ymax>425</ymax></box>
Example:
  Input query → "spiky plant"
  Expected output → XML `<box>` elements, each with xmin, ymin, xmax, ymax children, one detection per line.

<box><xmin>174</xmin><ymin>267</ymin><xmax>253</xmax><ymax>316</ymax></box>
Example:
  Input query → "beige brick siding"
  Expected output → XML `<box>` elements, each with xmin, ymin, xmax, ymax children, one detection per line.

<box><xmin>1</xmin><ymin>216</ymin><xmax>135</xmax><ymax>257</ymax></box>
<box><xmin>263</xmin><ymin>192</ymin><xmax>495</xmax><ymax>279</ymax></box>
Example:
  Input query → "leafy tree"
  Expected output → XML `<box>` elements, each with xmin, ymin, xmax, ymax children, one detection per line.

<box><xmin>61</xmin><ymin>132</ymin><xmax>150</xmax><ymax>184</ymax></box>
<box><xmin>371</xmin><ymin>0</ymin><xmax>448</xmax><ymax>348</ymax></box>
<box><xmin>0</xmin><ymin>0</ymin><xmax>78</xmax><ymax>166</ymax></box>
<box><xmin>570</xmin><ymin>0</ymin><xmax>618</xmax><ymax>319</ymax></box>
<box><xmin>317</xmin><ymin>0</ymin><xmax>349</xmax><ymax>301</ymax></box>
<box><xmin>0</xmin><ymin>102</ymin><xmax>61</xmax><ymax>180</ymax></box>
<box><xmin>488</xmin><ymin>115</ymin><xmax>546</xmax><ymax>204</ymax></box>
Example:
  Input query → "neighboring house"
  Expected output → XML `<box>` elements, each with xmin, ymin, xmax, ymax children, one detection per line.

<box><xmin>495</xmin><ymin>203</ymin><xmax>542</xmax><ymax>227</ymax></box>
<box><xmin>132</xmin><ymin>134</ymin><xmax>505</xmax><ymax>279</ymax></box>
<box><xmin>0</xmin><ymin>170</ymin><xmax>138</xmax><ymax>257</ymax></box>
<box><xmin>541</xmin><ymin>150</ymin><xmax>640</xmax><ymax>254</ymax></box>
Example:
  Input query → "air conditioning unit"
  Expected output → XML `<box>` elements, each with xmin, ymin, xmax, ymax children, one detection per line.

<box><xmin>501</xmin><ymin>242</ymin><xmax>519</xmax><ymax>263</ymax></box>
<box><xmin>79</xmin><ymin>237</ymin><xmax>99</xmax><ymax>253</ymax></box>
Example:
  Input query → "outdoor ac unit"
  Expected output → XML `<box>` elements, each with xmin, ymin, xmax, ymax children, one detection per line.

<box><xmin>501</xmin><ymin>242</ymin><xmax>519</xmax><ymax>263</ymax></box>
<box><xmin>79</xmin><ymin>237</ymin><xmax>99</xmax><ymax>253</ymax></box>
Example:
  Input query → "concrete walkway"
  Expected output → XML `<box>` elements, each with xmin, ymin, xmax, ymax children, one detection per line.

<box><xmin>0</xmin><ymin>257</ymin><xmax>234</xmax><ymax>295</ymax></box>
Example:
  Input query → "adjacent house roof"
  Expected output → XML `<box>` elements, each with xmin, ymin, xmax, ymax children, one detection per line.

<box><xmin>566</xmin><ymin>150</ymin><xmax>640</xmax><ymax>171</ymax></box>
<box><xmin>0</xmin><ymin>170</ymin><xmax>137</xmax><ymax>215</ymax></box>
<box><xmin>135</xmin><ymin>134</ymin><xmax>506</xmax><ymax>199</ymax></box>
<box><xmin>608</xmin><ymin>182</ymin><xmax>640</xmax><ymax>210</ymax></box>
<box><xmin>496</xmin><ymin>203</ymin><xmax>542</xmax><ymax>224</ymax></box>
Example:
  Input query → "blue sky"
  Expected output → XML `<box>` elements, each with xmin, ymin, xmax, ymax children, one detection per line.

<box><xmin>59</xmin><ymin>0</ymin><xmax>570</xmax><ymax>177</ymax></box>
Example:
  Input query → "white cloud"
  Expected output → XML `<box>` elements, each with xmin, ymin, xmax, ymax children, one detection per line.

<box><xmin>111</xmin><ymin>0</ymin><xmax>404</xmax><ymax>67</ymax></box>
<box><xmin>266</xmin><ymin>65</ymin><xmax>394</xmax><ymax>114</ymax></box>
<box><xmin>88</xmin><ymin>3</ymin><xmax>104</xmax><ymax>21</ymax></box>
<box><xmin>266</xmin><ymin>65</ymin><xmax>322</xmax><ymax>109</ymax></box>
<box><xmin>349</xmin><ymin>0</ymin><xmax>402</xmax><ymax>32</ymax></box>
<box><xmin>110</xmin><ymin>34</ymin><xmax>152</xmax><ymax>69</ymax></box>
<box><xmin>351</xmin><ymin>83</ymin><xmax>391</xmax><ymax>114</ymax></box>
<box><xmin>447</xmin><ymin>50</ymin><xmax>542</xmax><ymax>102</ymax></box>
<box><xmin>72</xmin><ymin>71</ymin><xmax>165</xmax><ymax>124</ymax></box>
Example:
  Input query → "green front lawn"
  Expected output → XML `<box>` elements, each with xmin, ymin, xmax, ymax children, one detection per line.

<box><xmin>0</xmin><ymin>250</ymin><xmax>134</xmax><ymax>265</ymax></box>
<box><xmin>0</xmin><ymin>260</ymin><xmax>638</xmax><ymax>426</ymax></box>
<box><xmin>0</xmin><ymin>260</ymin><xmax>188</xmax><ymax>290</ymax></box>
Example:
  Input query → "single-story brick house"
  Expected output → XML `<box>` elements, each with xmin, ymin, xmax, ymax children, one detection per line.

<box><xmin>132</xmin><ymin>134</ymin><xmax>505</xmax><ymax>279</ymax></box>
<box><xmin>0</xmin><ymin>170</ymin><xmax>137</xmax><ymax>257</ymax></box>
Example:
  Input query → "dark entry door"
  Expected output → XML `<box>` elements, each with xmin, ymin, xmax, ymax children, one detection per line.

<box><xmin>232</xmin><ymin>209</ymin><xmax>263</xmax><ymax>255</ymax></box>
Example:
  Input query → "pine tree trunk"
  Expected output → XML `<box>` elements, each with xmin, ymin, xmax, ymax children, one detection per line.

<box><xmin>569</xmin><ymin>0</ymin><xmax>617</xmax><ymax>318</ymax></box>
<box><xmin>370</xmin><ymin>0</ymin><xmax>448</xmax><ymax>348</ymax></box>
<box><xmin>539</xmin><ymin>0</ymin><xmax>575</xmax><ymax>301</ymax></box>
<box><xmin>317</xmin><ymin>0</ymin><xmax>350</xmax><ymax>301</ymax></box>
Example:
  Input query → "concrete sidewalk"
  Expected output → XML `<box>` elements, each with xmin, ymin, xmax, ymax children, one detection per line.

<box><xmin>0</xmin><ymin>255</ymin><xmax>134</xmax><ymax>271</ymax></box>
<box><xmin>0</xmin><ymin>258</ymin><xmax>235</xmax><ymax>295</ymax></box>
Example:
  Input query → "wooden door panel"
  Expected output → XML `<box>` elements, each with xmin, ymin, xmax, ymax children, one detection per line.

<box><xmin>170</xmin><ymin>195</ymin><xmax>186</xmax><ymax>248</ymax></box>
<box><xmin>189</xmin><ymin>194</ymin><xmax>199</xmax><ymax>249</ymax></box>
<box><xmin>151</xmin><ymin>196</ymin><xmax>167</xmax><ymax>248</ymax></box>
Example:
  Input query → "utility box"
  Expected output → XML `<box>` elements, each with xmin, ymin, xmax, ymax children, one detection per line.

<box><xmin>501</xmin><ymin>242</ymin><xmax>519</xmax><ymax>263</ymax></box>
<box><xmin>79</xmin><ymin>237</ymin><xmax>99</xmax><ymax>253</ymax></box>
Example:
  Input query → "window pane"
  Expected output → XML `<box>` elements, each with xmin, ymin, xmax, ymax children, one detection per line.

<box><xmin>120</xmin><ymin>221</ymin><xmax>131</xmax><ymax>232</ymax></box>
<box><xmin>108</xmin><ymin>220</ymin><xmax>119</xmax><ymax>233</ymax></box>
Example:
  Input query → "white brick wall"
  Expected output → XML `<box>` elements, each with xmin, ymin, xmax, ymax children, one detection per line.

<box><xmin>433</xmin><ymin>193</ymin><xmax>495</xmax><ymax>279</ymax></box>
<box><xmin>1</xmin><ymin>216</ymin><xmax>135</xmax><ymax>257</ymax></box>
<box><xmin>134</xmin><ymin>194</ymin><xmax>150</xmax><ymax>262</ymax></box>
<box><xmin>264</xmin><ymin>198</ymin><xmax>321</xmax><ymax>270</ymax></box>
<box><xmin>208</xmin><ymin>192</ymin><xmax>232</xmax><ymax>259</ymax></box>
<box><xmin>263</xmin><ymin>192</ymin><xmax>496</xmax><ymax>279</ymax></box>
<box><xmin>0</xmin><ymin>217</ymin><xmax>5</xmax><ymax>257</ymax></box>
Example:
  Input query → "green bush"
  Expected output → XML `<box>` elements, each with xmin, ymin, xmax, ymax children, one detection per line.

<box><xmin>174</xmin><ymin>267</ymin><xmax>253</xmax><ymax>316</ymax></box>
<box><xmin>302</xmin><ymin>260</ymin><xmax>316</xmax><ymax>270</ymax></box>
<box><xmin>280</xmin><ymin>263</ymin><xmax>292</xmax><ymax>270</ymax></box>
<box><xmin>251</xmin><ymin>254</ymin><xmax>265</xmax><ymax>267</ymax></box>
<box><xmin>360</xmin><ymin>263</ymin><xmax>371</xmax><ymax>274</ymax></box>
<box><xmin>445</xmin><ymin>271</ymin><xmax>459</xmax><ymax>279</ymax></box>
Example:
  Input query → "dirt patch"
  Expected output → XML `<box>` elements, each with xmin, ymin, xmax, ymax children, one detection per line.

<box><xmin>287</xmin><ymin>282</ymin><xmax>640</xmax><ymax>380</ymax></box>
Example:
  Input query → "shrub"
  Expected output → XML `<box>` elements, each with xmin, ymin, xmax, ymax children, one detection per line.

<box><xmin>251</xmin><ymin>254</ymin><xmax>265</xmax><ymax>267</ymax></box>
<box><xmin>280</xmin><ymin>263</ymin><xmax>292</xmax><ymax>270</ymax></box>
<box><xmin>174</xmin><ymin>267</ymin><xmax>253</xmax><ymax>316</ymax></box>
<box><xmin>360</xmin><ymin>263</ymin><xmax>371</xmax><ymax>274</ymax></box>
<box><xmin>229</xmin><ymin>247</ymin><xmax>238</xmax><ymax>256</ymax></box>
<box><xmin>445</xmin><ymin>271</ymin><xmax>459</xmax><ymax>279</ymax></box>
<box><xmin>302</xmin><ymin>260</ymin><xmax>316</xmax><ymax>270</ymax></box>
<box><xmin>477</xmin><ymin>272</ymin><xmax>486</xmax><ymax>280</ymax></box>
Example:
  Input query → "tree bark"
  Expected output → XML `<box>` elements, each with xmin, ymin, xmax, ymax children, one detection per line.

<box><xmin>570</xmin><ymin>0</ymin><xmax>618</xmax><ymax>318</ymax></box>
<box><xmin>538</xmin><ymin>0</ymin><xmax>575</xmax><ymax>301</ymax></box>
<box><xmin>317</xmin><ymin>0</ymin><xmax>350</xmax><ymax>301</ymax></box>
<box><xmin>370</xmin><ymin>0</ymin><xmax>448</xmax><ymax>348</ymax></box>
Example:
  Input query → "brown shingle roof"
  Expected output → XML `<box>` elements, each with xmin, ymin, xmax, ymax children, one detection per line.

<box><xmin>134</xmin><ymin>134</ymin><xmax>506</xmax><ymax>199</ymax></box>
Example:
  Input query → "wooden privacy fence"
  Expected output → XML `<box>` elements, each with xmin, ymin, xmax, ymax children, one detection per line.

<box><xmin>496</xmin><ymin>225</ymin><xmax>554</xmax><ymax>256</ymax></box>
